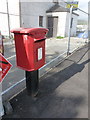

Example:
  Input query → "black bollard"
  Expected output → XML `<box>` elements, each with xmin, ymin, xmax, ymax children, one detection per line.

<box><xmin>25</xmin><ymin>70</ymin><xmax>39</xmax><ymax>97</ymax></box>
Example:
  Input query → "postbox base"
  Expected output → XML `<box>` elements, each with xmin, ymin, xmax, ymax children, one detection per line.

<box><xmin>25</xmin><ymin>70</ymin><xmax>39</xmax><ymax>97</ymax></box>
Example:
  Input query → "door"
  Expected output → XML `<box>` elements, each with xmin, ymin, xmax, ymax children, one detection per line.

<box><xmin>47</xmin><ymin>16</ymin><xmax>58</xmax><ymax>37</ymax></box>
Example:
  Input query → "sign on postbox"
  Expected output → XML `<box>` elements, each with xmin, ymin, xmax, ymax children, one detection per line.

<box><xmin>0</xmin><ymin>54</ymin><xmax>12</xmax><ymax>83</ymax></box>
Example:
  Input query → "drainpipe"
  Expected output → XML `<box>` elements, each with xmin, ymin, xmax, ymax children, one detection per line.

<box><xmin>6</xmin><ymin>0</ymin><xmax>10</xmax><ymax>38</ymax></box>
<box><xmin>19</xmin><ymin>0</ymin><xmax>22</xmax><ymax>27</ymax></box>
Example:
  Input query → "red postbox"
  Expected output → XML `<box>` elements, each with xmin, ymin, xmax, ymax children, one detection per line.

<box><xmin>11</xmin><ymin>28</ymin><xmax>48</xmax><ymax>71</ymax></box>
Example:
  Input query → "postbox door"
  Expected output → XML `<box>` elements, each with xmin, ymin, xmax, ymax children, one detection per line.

<box><xmin>33</xmin><ymin>40</ymin><xmax>45</xmax><ymax>70</ymax></box>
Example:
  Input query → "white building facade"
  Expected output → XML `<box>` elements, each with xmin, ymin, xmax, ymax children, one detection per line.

<box><xmin>0</xmin><ymin>0</ymin><xmax>78</xmax><ymax>37</ymax></box>
<box><xmin>0</xmin><ymin>0</ymin><xmax>20</xmax><ymax>36</ymax></box>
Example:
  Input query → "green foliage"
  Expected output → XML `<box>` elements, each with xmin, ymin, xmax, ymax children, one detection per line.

<box><xmin>56</xmin><ymin>36</ymin><xmax>64</xmax><ymax>39</ymax></box>
<box><xmin>78</xmin><ymin>20</ymin><xmax>87</xmax><ymax>25</ymax></box>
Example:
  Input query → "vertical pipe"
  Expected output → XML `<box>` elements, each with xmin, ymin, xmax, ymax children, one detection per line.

<box><xmin>25</xmin><ymin>70</ymin><xmax>39</xmax><ymax>97</ymax></box>
<box><xmin>19</xmin><ymin>0</ymin><xmax>22</xmax><ymax>27</ymax></box>
<box><xmin>6</xmin><ymin>0</ymin><xmax>10</xmax><ymax>38</ymax></box>
<box><xmin>67</xmin><ymin>6</ymin><xmax>73</xmax><ymax>55</ymax></box>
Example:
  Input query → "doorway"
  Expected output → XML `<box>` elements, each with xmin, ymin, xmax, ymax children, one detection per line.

<box><xmin>47</xmin><ymin>16</ymin><xmax>58</xmax><ymax>37</ymax></box>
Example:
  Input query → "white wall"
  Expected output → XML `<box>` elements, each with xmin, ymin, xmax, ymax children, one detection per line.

<box><xmin>20</xmin><ymin>2</ymin><xmax>54</xmax><ymax>28</ymax></box>
<box><xmin>0</xmin><ymin>14</ymin><xmax>9</xmax><ymax>35</ymax></box>
<box><xmin>8</xmin><ymin>0</ymin><xmax>20</xmax><ymax>30</ymax></box>
<box><xmin>57</xmin><ymin>12</ymin><xmax>67</xmax><ymax>37</ymax></box>
<box><xmin>0</xmin><ymin>0</ymin><xmax>20</xmax><ymax>36</ymax></box>
<box><xmin>20</xmin><ymin>1</ymin><xmax>66</xmax><ymax>31</ymax></box>
<box><xmin>71</xmin><ymin>14</ymin><xmax>78</xmax><ymax>36</ymax></box>
<box><xmin>0</xmin><ymin>0</ymin><xmax>77</xmax><ymax>37</ymax></box>
<box><xmin>0</xmin><ymin>0</ymin><xmax>7</xmax><ymax>13</ymax></box>
<box><xmin>46</xmin><ymin>12</ymin><xmax>67</xmax><ymax>37</ymax></box>
<box><xmin>0</xmin><ymin>0</ymin><xmax>8</xmax><ymax>35</ymax></box>
<box><xmin>65</xmin><ymin>12</ymin><xmax>78</xmax><ymax>37</ymax></box>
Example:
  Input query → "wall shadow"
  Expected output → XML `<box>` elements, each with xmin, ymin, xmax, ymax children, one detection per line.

<box><xmin>39</xmin><ymin>58</ymin><xmax>90</xmax><ymax>95</ymax></box>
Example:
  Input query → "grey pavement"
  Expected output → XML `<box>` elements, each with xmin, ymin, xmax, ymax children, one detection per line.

<box><xmin>2</xmin><ymin>37</ymin><xmax>87</xmax><ymax>101</ymax></box>
<box><xmin>2</xmin><ymin>42</ymin><xmax>89</xmax><ymax>118</ymax></box>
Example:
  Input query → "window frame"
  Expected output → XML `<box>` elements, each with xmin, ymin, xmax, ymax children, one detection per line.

<box><xmin>39</xmin><ymin>16</ymin><xmax>43</xmax><ymax>27</ymax></box>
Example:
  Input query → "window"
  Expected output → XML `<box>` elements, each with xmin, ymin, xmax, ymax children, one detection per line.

<box><xmin>53</xmin><ymin>0</ymin><xmax>58</xmax><ymax>3</ymax></box>
<box><xmin>39</xmin><ymin>16</ymin><xmax>43</xmax><ymax>27</ymax></box>
<box><xmin>70</xmin><ymin>18</ymin><xmax>73</xmax><ymax>28</ymax></box>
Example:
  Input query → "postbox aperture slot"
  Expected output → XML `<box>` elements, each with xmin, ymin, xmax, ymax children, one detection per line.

<box><xmin>34</xmin><ymin>38</ymin><xmax>46</xmax><ymax>42</ymax></box>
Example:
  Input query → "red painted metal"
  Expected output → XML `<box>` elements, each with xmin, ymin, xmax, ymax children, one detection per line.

<box><xmin>11</xmin><ymin>28</ymin><xmax>48</xmax><ymax>71</ymax></box>
<box><xmin>0</xmin><ymin>54</ymin><xmax>12</xmax><ymax>82</ymax></box>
